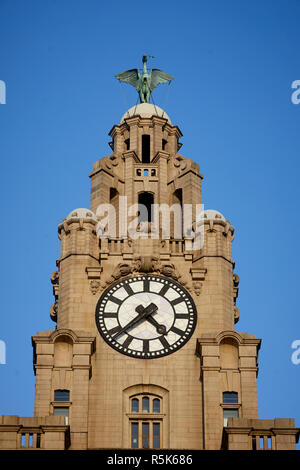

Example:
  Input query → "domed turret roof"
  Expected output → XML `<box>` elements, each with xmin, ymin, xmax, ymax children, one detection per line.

<box><xmin>120</xmin><ymin>103</ymin><xmax>171</xmax><ymax>124</ymax></box>
<box><xmin>202</xmin><ymin>210</ymin><xmax>226</xmax><ymax>222</ymax></box>
<box><xmin>66</xmin><ymin>208</ymin><xmax>98</xmax><ymax>222</ymax></box>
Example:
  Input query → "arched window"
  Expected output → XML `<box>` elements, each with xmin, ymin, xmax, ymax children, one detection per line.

<box><xmin>131</xmin><ymin>398</ymin><xmax>139</xmax><ymax>413</ymax></box>
<box><xmin>128</xmin><ymin>393</ymin><xmax>164</xmax><ymax>449</ymax></box>
<box><xmin>142</xmin><ymin>396</ymin><xmax>149</xmax><ymax>412</ymax></box>
<box><xmin>171</xmin><ymin>188</ymin><xmax>183</xmax><ymax>239</ymax></box>
<box><xmin>153</xmin><ymin>398</ymin><xmax>160</xmax><ymax>413</ymax></box>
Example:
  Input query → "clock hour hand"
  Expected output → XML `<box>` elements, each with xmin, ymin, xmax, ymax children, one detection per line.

<box><xmin>113</xmin><ymin>302</ymin><xmax>158</xmax><ymax>339</ymax></box>
<box><xmin>135</xmin><ymin>305</ymin><xmax>167</xmax><ymax>335</ymax></box>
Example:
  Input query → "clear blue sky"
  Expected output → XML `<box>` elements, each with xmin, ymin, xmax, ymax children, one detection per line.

<box><xmin>0</xmin><ymin>0</ymin><xmax>299</xmax><ymax>446</ymax></box>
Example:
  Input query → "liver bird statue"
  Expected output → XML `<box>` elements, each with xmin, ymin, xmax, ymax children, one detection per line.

<box><xmin>115</xmin><ymin>55</ymin><xmax>173</xmax><ymax>103</ymax></box>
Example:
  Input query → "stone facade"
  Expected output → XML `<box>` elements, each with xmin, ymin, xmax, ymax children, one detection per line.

<box><xmin>0</xmin><ymin>103</ymin><xmax>298</xmax><ymax>450</ymax></box>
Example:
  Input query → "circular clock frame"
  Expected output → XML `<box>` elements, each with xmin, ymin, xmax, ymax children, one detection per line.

<box><xmin>95</xmin><ymin>274</ymin><xmax>197</xmax><ymax>359</ymax></box>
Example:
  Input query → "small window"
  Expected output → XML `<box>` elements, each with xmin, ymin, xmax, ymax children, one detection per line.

<box><xmin>162</xmin><ymin>139</ymin><xmax>167</xmax><ymax>151</ymax></box>
<box><xmin>252</xmin><ymin>436</ymin><xmax>257</xmax><ymax>450</ymax></box>
<box><xmin>259</xmin><ymin>436</ymin><xmax>264</xmax><ymax>449</ymax></box>
<box><xmin>151</xmin><ymin>169</ymin><xmax>156</xmax><ymax>176</ymax></box>
<box><xmin>153</xmin><ymin>398</ymin><xmax>160</xmax><ymax>413</ymax></box>
<box><xmin>131</xmin><ymin>422</ymin><xmax>138</xmax><ymax>448</ymax></box>
<box><xmin>136</xmin><ymin>169</ymin><xmax>142</xmax><ymax>176</ymax></box>
<box><xmin>125</xmin><ymin>138</ymin><xmax>130</xmax><ymax>150</ymax></box>
<box><xmin>21</xmin><ymin>433</ymin><xmax>26</xmax><ymax>447</ymax></box>
<box><xmin>144</xmin><ymin>169</ymin><xmax>149</xmax><ymax>176</ymax></box>
<box><xmin>54</xmin><ymin>406</ymin><xmax>69</xmax><ymax>425</ymax></box>
<box><xmin>29</xmin><ymin>434</ymin><xmax>33</xmax><ymax>447</ymax></box>
<box><xmin>223</xmin><ymin>408</ymin><xmax>238</xmax><ymax>426</ymax></box>
<box><xmin>54</xmin><ymin>389</ymin><xmax>70</xmax><ymax>402</ymax></box>
<box><xmin>142</xmin><ymin>396</ymin><xmax>149</xmax><ymax>413</ymax></box>
<box><xmin>142</xmin><ymin>422</ymin><xmax>149</xmax><ymax>448</ymax></box>
<box><xmin>153</xmin><ymin>423</ymin><xmax>160</xmax><ymax>448</ymax></box>
<box><xmin>131</xmin><ymin>398</ymin><xmax>139</xmax><ymax>413</ymax></box>
<box><xmin>223</xmin><ymin>392</ymin><xmax>238</xmax><ymax>404</ymax></box>
<box><xmin>36</xmin><ymin>434</ymin><xmax>41</xmax><ymax>449</ymax></box>
<box><xmin>267</xmin><ymin>436</ymin><xmax>272</xmax><ymax>449</ymax></box>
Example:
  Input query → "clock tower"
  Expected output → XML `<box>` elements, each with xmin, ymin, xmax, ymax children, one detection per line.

<box><xmin>0</xmin><ymin>102</ymin><xmax>299</xmax><ymax>451</ymax></box>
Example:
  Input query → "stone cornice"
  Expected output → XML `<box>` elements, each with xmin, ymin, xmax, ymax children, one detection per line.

<box><xmin>56</xmin><ymin>253</ymin><xmax>99</xmax><ymax>266</ymax></box>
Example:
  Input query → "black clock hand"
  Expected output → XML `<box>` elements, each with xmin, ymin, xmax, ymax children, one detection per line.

<box><xmin>135</xmin><ymin>305</ymin><xmax>167</xmax><ymax>335</ymax></box>
<box><xmin>113</xmin><ymin>302</ymin><xmax>158</xmax><ymax>339</ymax></box>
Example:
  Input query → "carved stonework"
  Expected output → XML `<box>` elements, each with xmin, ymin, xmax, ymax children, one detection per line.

<box><xmin>193</xmin><ymin>282</ymin><xmax>202</xmax><ymax>296</ymax></box>
<box><xmin>233</xmin><ymin>274</ymin><xmax>240</xmax><ymax>323</ymax></box>
<box><xmin>100</xmin><ymin>256</ymin><xmax>193</xmax><ymax>292</ymax></box>
<box><xmin>86</xmin><ymin>267</ymin><xmax>103</xmax><ymax>295</ymax></box>
<box><xmin>50</xmin><ymin>271</ymin><xmax>60</xmax><ymax>323</ymax></box>
<box><xmin>90</xmin><ymin>280</ymin><xmax>101</xmax><ymax>295</ymax></box>
<box><xmin>234</xmin><ymin>306</ymin><xmax>240</xmax><ymax>324</ymax></box>
<box><xmin>50</xmin><ymin>302</ymin><xmax>58</xmax><ymax>322</ymax></box>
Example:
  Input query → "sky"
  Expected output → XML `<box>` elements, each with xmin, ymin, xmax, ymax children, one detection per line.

<box><xmin>0</xmin><ymin>0</ymin><xmax>299</xmax><ymax>448</ymax></box>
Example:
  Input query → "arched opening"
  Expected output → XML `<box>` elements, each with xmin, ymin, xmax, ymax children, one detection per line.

<box><xmin>171</xmin><ymin>188</ymin><xmax>183</xmax><ymax>238</ymax></box>
<box><xmin>220</xmin><ymin>337</ymin><xmax>239</xmax><ymax>369</ymax></box>
<box><xmin>54</xmin><ymin>336</ymin><xmax>73</xmax><ymax>367</ymax></box>
<box><xmin>142</xmin><ymin>135</ymin><xmax>150</xmax><ymax>163</ymax></box>
<box><xmin>138</xmin><ymin>192</ymin><xmax>154</xmax><ymax>224</ymax></box>
<box><xmin>110</xmin><ymin>187</ymin><xmax>119</xmax><ymax>237</ymax></box>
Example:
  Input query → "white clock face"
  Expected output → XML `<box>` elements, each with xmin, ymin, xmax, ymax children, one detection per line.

<box><xmin>95</xmin><ymin>275</ymin><xmax>197</xmax><ymax>358</ymax></box>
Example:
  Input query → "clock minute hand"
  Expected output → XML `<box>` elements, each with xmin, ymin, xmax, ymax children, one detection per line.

<box><xmin>113</xmin><ymin>302</ymin><xmax>158</xmax><ymax>339</ymax></box>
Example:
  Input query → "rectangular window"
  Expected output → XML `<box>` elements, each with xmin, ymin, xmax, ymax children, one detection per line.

<box><xmin>223</xmin><ymin>392</ymin><xmax>238</xmax><ymax>404</ymax></box>
<box><xmin>20</xmin><ymin>433</ymin><xmax>26</xmax><ymax>447</ymax></box>
<box><xmin>131</xmin><ymin>422</ymin><xmax>138</xmax><ymax>449</ymax></box>
<box><xmin>153</xmin><ymin>423</ymin><xmax>160</xmax><ymax>449</ymax></box>
<box><xmin>36</xmin><ymin>434</ymin><xmax>41</xmax><ymax>449</ymax></box>
<box><xmin>267</xmin><ymin>436</ymin><xmax>272</xmax><ymax>449</ymax></box>
<box><xmin>142</xmin><ymin>422</ymin><xmax>149</xmax><ymax>449</ymax></box>
<box><xmin>54</xmin><ymin>406</ymin><xmax>69</xmax><ymax>425</ymax></box>
<box><xmin>29</xmin><ymin>434</ymin><xmax>33</xmax><ymax>447</ymax></box>
<box><xmin>54</xmin><ymin>390</ymin><xmax>70</xmax><ymax>401</ymax></box>
<box><xmin>260</xmin><ymin>436</ymin><xmax>264</xmax><ymax>449</ymax></box>
<box><xmin>142</xmin><ymin>135</ymin><xmax>150</xmax><ymax>163</ymax></box>
<box><xmin>223</xmin><ymin>408</ymin><xmax>238</xmax><ymax>426</ymax></box>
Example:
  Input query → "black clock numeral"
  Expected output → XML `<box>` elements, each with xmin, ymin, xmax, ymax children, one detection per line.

<box><xmin>143</xmin><ymin>279</ymin><xmax>150</xmax><ymax>292</ymax></box>
<box><xmin>123</xmin><ymin>283</ymin><xmax>134</xmax><ymax>296</ymax></box>
<box><xmin>171</xmin><ymin>297</ymin><xmax>184</xmax><ymax>306</ymax></box>
<box><xmin>122</xmin><ymin>335</ymin><xmax>133</xmax><ymax>349</ymax></box>
<box><xmin>159</xmin><ymin>336</ymin><xmax>170</xmax><ymax>349</ymax></box>
<box><xmin>109</xmin><ymin>295</ymin><xmax>123</xmax><ymax>305</ymax></box>
<box><xmin>159</xmin><ymin>284</ymin><xmax>169</xmax><ymax>296</ymax></box>
<box><xmin>103</xmin><ymin>312</ymin><xmax>118</xmax><ymax>318</ymax></box>
<box><xmin>175</xmin><ymin>313</ymin><xmax>189</xmax><ymax>319</ymax></box>
<box><xmin>107</xmin><ymin>325</ymin><xmax>122</xmax><ymax>336</ymax></box>
<box><xmin>143</xmin><ymin>340</ymin><xmax>150</xmax><ymax>353</ymax></box>
<box><xmin>170</xmin><ymin>326</ymin><xmax>185</xmax><ymax>336</ymax></box>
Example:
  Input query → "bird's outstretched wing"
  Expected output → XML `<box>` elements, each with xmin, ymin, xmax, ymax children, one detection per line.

<box><xmin>115</xmin><ymin>69</ymin><xmax>140</xmax><ymax>88</ymax></box>
<box><xmin>149</xmin><ymin>69</ymin><xmax>173</xmax><ymax>92</ymax></box>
